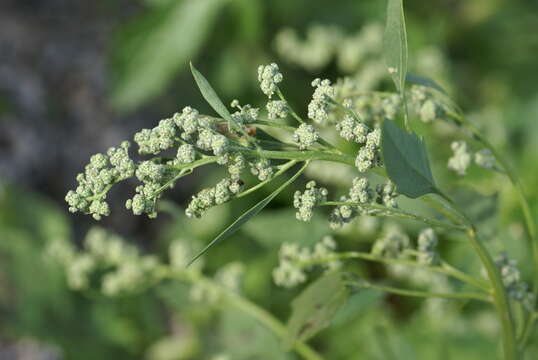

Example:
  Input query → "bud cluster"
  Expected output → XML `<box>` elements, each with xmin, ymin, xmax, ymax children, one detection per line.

<box><xmin>293</xmin><ymin>181</ymin><xmax>328</xmax><ymax>222</ymax></box>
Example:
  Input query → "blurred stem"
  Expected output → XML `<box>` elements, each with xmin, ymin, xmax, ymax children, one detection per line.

<box><xmin>350</xmin><ymin>280</ymin><xmax>490</xmax><ymax>302</ymax></box>
<box><xmin>165</xmin><ymin>270</ymin><xmax>324</xmax><ymax>360</ymax></box>
<box><xmin>319</xmin><ymin>201</ymin><xmax>466</xmax><ymax>232</ymax></box>
<box><xmin>447</xmin><ymin>109</ymin><xmax>538</xmax><ymax>299</ymax></box>
<box><xmin>437</xmin><ymin>194</ymin><xmax>517</xmax><ymax>360</ymax></box>
<box><xmin>301</xmin><ymin>250</ymin><xmax>490</xmax><ymax>293</ymax></box>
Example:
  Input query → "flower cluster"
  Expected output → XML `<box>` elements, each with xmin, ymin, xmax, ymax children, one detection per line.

<box><xmin>329</xmin><ymin>177</ymin><xmax>372</xmax><ymax>228</ymax></box>
<box><xmin>474</xmin><ymin>149</ymin><xmax>496</xmax><ymax>170</ymax></box>
<box><xmin>273</xmin><ymin>236</ymin><xmax>340</xmax><ymax>288</ymax></box>
<box><xmin>250</xmin><ymin>158</ymin><xmax>274</xmax><ymax>181</ymax></box>
<box><xmin>257</xmin><ymin>63</ymin><xmax>283</xmax><ymax>98</ymax></box>
<box><xmin>355</xmin><ymin>128</ymin><xmax>381</xmax><ymax>172</ymax></box>
<box><xmin>371</xmin><ymin>224</ymin><xmax>411</xmax><ymax>258</ymax></box>
<box><xmin>308</xmin><ymin>78</ymin><xmax>335</xmax><ymax>124</ymax></box>
<box><xmin>410</xmin><ymin>85</ymin><xmax>446</xmax><ymax>123</ymax></box>
<box><xmin>65</xmin><ymin>141</ymin><xmax>135</xmax><ymax>220</ymax></box>
<box><xmin>49</xmin><ymin>227</ymin><xmax>159</xmax><ymax>296</ymax></box>
<box><xmin>186</xmin><ymin>178</ymin><xmax>242</xmax><ymax>218</ymax></box>
<box><xmin>417</xmin><ymin>228</ymin><xmax>439</xmax><ymax>265</ymax></box>
<box><xmin>494</xmin><ymin>252</ymin><xmax>535</xmax><ymax>310</ymax></box>
<box><xmin>448</xmin><ymin>141</ymin><xmax>472</xmax><ymax>175</ymax></box>
<box><xmin>293</xmin><ymin>123</ymin><xmax>319</xmax><ymax>150</ymax></box>
<box><xmin>231</xmin><ymin>100</ymin><xmax>259</xmax><ymax>125</ymax></box>
<box><xmin>293</xmin><ymin>181</ymin><xmax>328</xmax><ymax>221</ymax></box>
<box><xmin>375</xmin><ymin>180</ymin><xmax>398</xmax><ymax>208</ymax></box>
<box><xmin>266</xmin><ymin>100</ymin><xmax>289</xmax><ymax>120</ymax></box>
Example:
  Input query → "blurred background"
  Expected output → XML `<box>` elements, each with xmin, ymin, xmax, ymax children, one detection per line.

<box><xmin>1</xmin><ymin>0</ymin><xmax>537</xmax><ymax>359</ymax></box>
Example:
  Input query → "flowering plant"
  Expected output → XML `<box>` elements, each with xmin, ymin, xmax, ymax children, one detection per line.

<box><xmin>61</xmin><ymin>1</ymin><xmax>536</xmax><ymax>358</ymax></box>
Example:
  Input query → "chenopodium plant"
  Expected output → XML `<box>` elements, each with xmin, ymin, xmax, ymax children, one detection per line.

<box><xmin>65</xmin><ymin>1</ymin><xmax>537</xmax><ymax>358</ymax></box>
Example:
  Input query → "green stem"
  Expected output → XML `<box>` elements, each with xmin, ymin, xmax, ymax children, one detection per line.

<box><xmin>237</xmin><ymin>160</ymin><xmax>298</xmax><ymax>198</ymax></box>
<box><xmin>241</xmin><ymin>149</ymin><xmax>356</xmax><ymax>166</ymax></box>
<box><xmin>302</xmin><ymin>251</ymin><xmax>490</xmax><ymax>292</ymax></box>
<box><xmin>319</xmin><ymin>201</ymin><xmax>466</xmax><ymax>232</ymax></box>
<box><xmin>352</xmin><ymin>280</ymin><xmax>490</xmax><ymax>303</ymax></box>
<box><xmin>166</xmin><ymin>270</ymin><xmax>323</xmax><ymax>360</ymax></box>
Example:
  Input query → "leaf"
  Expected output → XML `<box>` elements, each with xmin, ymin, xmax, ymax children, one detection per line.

<box><xmin>381</xmin><ymin>119</ymin><xmax>438</xmax><ymax>198</ymax></box>
<box><xmin>383</xmin><ymin>0</ymin><xmax>408</xmax><ymax>93</ymax></box>
<box><xmin>111</xmin><ymin>0</ymin><xmax>225</xmax><ymax>111</ymax></box>
<box><xmin>406</xmin><ymin>72</ymin><xmax>447</xmax><ymax>94</ymax></box>
<box><xmin>285</xmin><ymin>272</ymin><xmax>349</xmax><ymax>348</ymax></box>
<box><xmin>190</xmin><ymin>62</ymin><xmax>244</xmax><ymax>134</ymax></box>
<box><xmin>188</xmin><ymin>162</ymin><xmax>308</xmax><ymax>266</ymax></box>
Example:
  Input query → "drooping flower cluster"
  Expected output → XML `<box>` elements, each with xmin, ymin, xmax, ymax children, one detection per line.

<box><xmin>308</xmin><ymin>78</ymin><xmax>335</xmax><ymax>124</ymax></box>
<box><xmin>448</xmin><ymin>141</ymin><xmax>472</xmax><ymax>175</ymax></box>
<box><xmin>273</xmin><ymin>236</ymin><xmax>340</xmax><ymax>288</ymax></box>
<box><xmin>293</xmin><ymin>181</ymin><xmax>328</xmax><ymax>221</ymax></box>
<box><xmin>293</xmin><ymin>123</ymin><xmax>319</xmax><ymax>150</ymax></box>
<box><xmin>257</xmin><ymin>63</ymin><xmax>283</xmax><ymax>98</ymax></box>
<box><xmin>417</xmin><ymin>228</ymin><xmax>439</xmax><ymax>265</ymax></box>
<box><xmin>494</xmin><ymin>252</ymin><xmax>535</xmax><ymax>310</ymax></box>
<box><xmin>65</xmin><ymin>141</ymin><xmax>135</xmax><ymax>220</ymax></box>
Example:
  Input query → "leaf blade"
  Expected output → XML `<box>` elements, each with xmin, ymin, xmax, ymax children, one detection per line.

<box><xmin>406</xmin><ymin>72</ymin><xmax>447</xmax><ymax>94</ymax></box>
<box><xmin>383</xmin><ymin>0</ymin><xmax>408</xmax><ymax>93</ymax></box>
<box><xmin>187</xmin><ymin>162</ymin><xmax>308</xmax><ymax>266</ymax></box>
<box><xmin>285</xmin><ymin>272</ymin><xmax>349</xmax><ymax>348</ymax></box>
<box><xmin>382</xmin><ymin>119</ymin><xmax>438</xmax><ymax>198</ymax></box>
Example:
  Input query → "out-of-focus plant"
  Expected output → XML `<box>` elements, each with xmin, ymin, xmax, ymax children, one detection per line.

<box><xmin>63</xmin><ymin>0</ymin><xmax>538</xmax><ymax>358</ymax></box>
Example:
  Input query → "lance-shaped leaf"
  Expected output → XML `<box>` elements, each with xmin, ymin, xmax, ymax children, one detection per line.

<box><xmin>383</xmin><ymin>0</ymin><xmax>408</xmax><ymax>93</ymax></box>
<box><xmin>190</xmin><ymin>62</ymin><xmax>244</xmax><ymax>134</ymax></box>
<box><xmin>382</xmin><ymin>119</ymin><xmax>438</xmax><ymax>198</ymax></box>
<box><xmin>188</xmin><ymin>162</ymin><xmax>308</xmax><ymax>266</ymax></box>
<box><xmin>285</xmin><ymin>272</ymin><xmax>349</xmax><ymax>348</ymax></box>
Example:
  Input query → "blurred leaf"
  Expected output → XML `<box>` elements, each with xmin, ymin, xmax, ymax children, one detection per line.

<box><xmin>382</xmin><ymin>119</ymin><xmax>438</xmax><ymax>198</ymax></box>
<box><xmin>383</xmin><ymin>0</ymin><xmax>408</xmax><ymax>93</ymax></box>
<box><xmin>112</xmin><ymin>0</ymin><xmax>226</xmax><ymax>111</ymax></box>
<box><xmin>406</xmin><ymin>72</ymin><xmax>447</xmax><ymax>94</ymax></box>
<box><xmin>285</xmin><ymin>272</ymin><xmax>349</xmax><ymax>348</ymax></box>
<box><xmin>188</xmin><ymin>162</ymin><xmax>308</xmax><ymax>265</ymax></box>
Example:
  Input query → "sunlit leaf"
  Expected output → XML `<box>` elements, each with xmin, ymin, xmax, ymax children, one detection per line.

<box><xmin>285</xmin><ymin>272</ymin><xmax>349</xmax><ymax>348</ymax></box>
<box><xmin>188</xmin><ymin>162</ymin><xmax>308</xmax><ymax>265</ymax></box>
<box><xmin>382</xmin><ymin>119</ymin><xmax>438</xmax><ymax>198</ymax></box>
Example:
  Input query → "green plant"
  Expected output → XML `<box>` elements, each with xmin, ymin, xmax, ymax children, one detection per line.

<box><xmin>64</xmin><ymin>1</ymin><xmax>537</xmax><ymax>358</ymax></box>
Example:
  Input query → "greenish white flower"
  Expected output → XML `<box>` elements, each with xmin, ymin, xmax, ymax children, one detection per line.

<box><xmin>293</xmin><ymin>123</ymin><xmax>319</xmax><ymax>150</ymax></box>
<box><xmin>417</xmin><ymin>228</ymin><xmax>438</xmax><ymax>265</ymax></box>
<box><xmin>375</xmin><ymin>180</ymin><xmax>398</xmax><ymax>208</ymax></box>
<box><xmin>176</xmin><ymin>144</ymin><xmax>196</xmax><ymax>164</ymax></box>
<box><xmin>308</xmin><ymin>78</ymin><xmax>335</xmax><ymax>124</ymax></box>
<box><xmin>266</xmin><ymin>100</ymin><xmax>289</xmax><ymax>120</ymax></box>
<box><xmin>474</xmin><ymin>149</ymin><xmax>496</xmax><ymax>170</ymax></box>
<box><xmin>257</xmin><ymin>63</ymin><xmax>283</xmax><ymax>98</ymax></box>
<box><xmin>293</xmin><ymin>180</ymin><xmax>328</xmax><ymax>222</ymax></box>
<box><xmin>448</xmin><ymin>141</ymin><xmax>471</xmax><ymax>175</ymax></box>
<box><xmin>355</xmin><ymin>128</ymin><xmax>381</xmax><ymax>172</ymax></box>
<box><xmin>335</xmin><ymin>115</ymin><xmax>368</xmax><ymax>143</ymax></box>
<box><xmin>250</xmin><ymin>158</ymin><xmax>273</xmax><ymax>181</ymax></box>
<box><xmin>231</xmin><ymin>101</ymin><xmax>259</xmax><ymax>124</ymax></box>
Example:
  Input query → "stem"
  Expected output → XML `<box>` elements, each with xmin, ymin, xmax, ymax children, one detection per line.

<box><xmin>302</xmin><ymin>251</ymin><xmax>490</xmax><ymax>292</ymax></box>
<box><xmin>237</xmin><ymin>160</ymin><xmax>298</xmax><ymax>198</ymax></box>
<box><xmin>352</xmin><ymin>280</ymin><xmax>490</xmax><ymax>303</ymax></box>
<box><xmin>166</xmin><ymin>270</ymin><xmax>323</xmax><ymax>360</ymax></box>
<box><xmin>319</xmin><ymin>201</ymin><xmax>466</xmax><ymax>232</ymax></box>
<box><xmin>240</xmin><ymin>149</ymin><xmax>356</xmax><ymax>166</ymax></box>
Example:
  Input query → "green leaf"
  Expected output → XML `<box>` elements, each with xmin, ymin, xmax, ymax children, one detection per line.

<box><xmin>188</xmin><ymin>162</ymin><xmax>308</xmax><ymax>266</ymax></box>
<box><xmin>406</xmin><ymin>72</ymin><xmax>447</xmax><ymax>94</ymax></box>
<box><xmin>285</xmin><ymin>272</ymin><xmax>349</xmax><ymax>348</ymax></box>
<box><xmin>381</xmin><ymin>119</ymin><xmax>438</xmax><ymax>198</ymax></box>
<box><xmin>111</xmin><ymin>0</ymin><xmax>225</xmax><ymax>111</ymax></box>
<box><xmin>383</xmin><ymin>0</ymin><xmax>408</xmax><ymax>93</ymax></box>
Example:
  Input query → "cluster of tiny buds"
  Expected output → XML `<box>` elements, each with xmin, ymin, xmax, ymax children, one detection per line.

<box><xmin>494</xmin><ymin>252</ymin><xmax>535</xmax><ymax>310</ymax></box>
<box><xmin>448</xmin><ymin>141</ymin><xmax>498</xmax><ymax>176</ymax></box>
<box><xmin>266</xmin><ymin>100</ymin><xmax>289</xmax><ymax>120</ymax></box>
<box><xmin>257</xmin><ymin>63</ymin><xmax>283</xmax><ymax>98</ymax></box>
<box><xmin>273</xmin><ymin>236</ymin><xmax>340</xmax><ymax>288</ymax></box>
<box><xmin>230</xmin><ymin>100</ymin><xmax>259</xmax><ymax>125</ymax></box>
<box><xmin>250</xmin><ymin>158</ymin><xmax>274</xmax><ymax>181</ymax></box>
<box><xmin>329</xmin><ymin>177</ymin><xmax>372</xmax><ymax>229</ymax></box>
<box><xmin>50</xmin><ymin>227</ymin><xmax>160</xmax><ymax>296</ymax></box>
<box><xmin>417</xmin><ymin>228</ymin><xmax>439</xmax><ymax>265</ymax></box>
<box><xmin>186</xmin><ymin>178</ymin><xmax>243</xmax><ymax>218</ymax></box>
<box><xmin>355</xmin><ymin>127</ymin><xmax>381</xmax><ymax>173</ymax></box>
<box><xmin>375</xmin><ymin>181</ymin><xmax>398</xmax><ymax>208</ymax></box>
<box><xmin>293</xmin><ymin>181</ymin><xmax>328</xmax><ymax>222</ymax></box>
<box><xmin>371</xmin><ymin>224</ymin><xmax>411</xmax><ymax>259</ymax></box>
<box><xmin>293</xmin><ymin>123</ymin><xmax>319</xmax><ymax>150</ymax></box>
<box><xmin>65</xmin><ymin>141</ymin><xmax>135</xmax><ymax>220</ymax></box>
<box><xmin>410</xmin><ymin>85</ymin><xmax>446</xmax><ymax>123</ymax></box>
<box><xmin>308</xmin><ymin>78</ymin><xmax>335</xmax><ymax>124</ymax></box>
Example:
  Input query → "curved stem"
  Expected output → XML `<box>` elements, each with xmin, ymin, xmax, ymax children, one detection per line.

<box><xmin>166</xmin><ymin>270</ymin><xmax>323</xmax><ymax>360</ymax></box>
<box><xmin>303</xmin><ymin>251</ymin><xmax>490</xmax><ymax>292</ymax></box>
<box><xmin>352</xmin><ymin>280</ymin><xmax>490</xmax><ymax>303</ymax></box>
<box><xmin>319</xmin><ymin>201</ymin><xmax>466</xmax><ymax>232</ymax></box>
